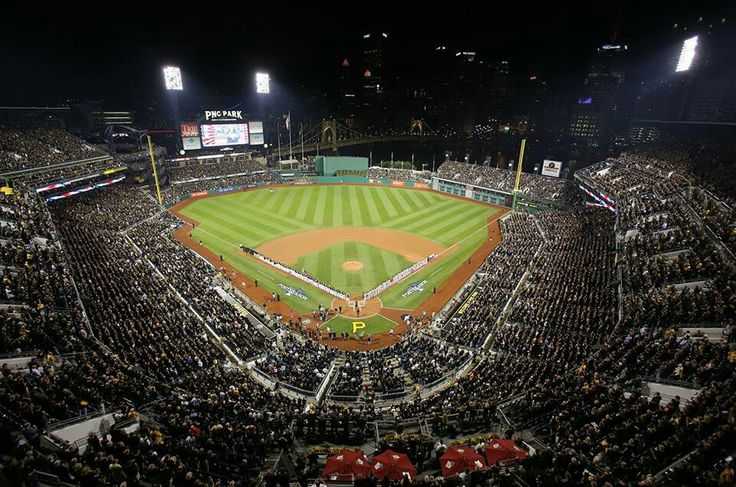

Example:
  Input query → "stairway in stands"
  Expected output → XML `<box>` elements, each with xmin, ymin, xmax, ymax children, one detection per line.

<box><xmin>359</xmin><ymin>357</ymin><xmax>373</xmax><ymax>400</ymax></box>
<box><xmin>386</xmin><ymin>356</ymin><xmax>414</xmax><ymax>390</ymax></box>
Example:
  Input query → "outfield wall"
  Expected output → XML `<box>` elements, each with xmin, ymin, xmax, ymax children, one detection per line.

<box><xmin>312</xmin><ymin>176</ymin><xmax>367</xmax><ymax>184</ymax></box>
<box><xmin>433</xmin><ymin>177</ymin><xmax>513</xmax><ymax>207</ymax></box>
<box><xmin>315</xmin><ymin>156</ymin><xmax>369</xmax><ymax>176</ymax></box>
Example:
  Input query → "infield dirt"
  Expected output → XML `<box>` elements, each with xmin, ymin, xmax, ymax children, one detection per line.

<box><xmin>256</xmin><ymin>227</ymin><xmax>444</xmax><ymax>264</ymax></box>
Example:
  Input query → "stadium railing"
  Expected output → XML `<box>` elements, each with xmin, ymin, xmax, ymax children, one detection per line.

<box><xmin>640</xmin><ymin>375</ymin><xmax>702</xmax><ymax>390</ymax></box>
<box><xmin>326</xmin><ymin>393</ymin><xmax>361</xmax><ymax>402</ymax></box>
<box><xmin>0</xmin><ymin>154</ymin><xmax>113</xmax><ymax>181</ymax></box>
<box><xmin>250</xmin><ymin>366</ymin><xmax>318</xmax><ymax>399</ymax></box>
<box><xmin>375</xmin><ymin>389</ymin><xmax>408</xmax><ymax>401</ymax></box>
<box><xmin>28</xmin><ymin>470</ymin><xmax>78</xmax><ymax>487</ymax></box>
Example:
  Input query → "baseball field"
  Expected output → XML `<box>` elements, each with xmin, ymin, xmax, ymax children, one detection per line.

<box><xmin>173</xmin><ymin>185</ymin><xmax>501</xmax><ymax>338</ymax></box>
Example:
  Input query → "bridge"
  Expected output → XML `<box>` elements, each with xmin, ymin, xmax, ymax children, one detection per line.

<box><xmin>276</xmin><ymin>119</ymin><xmax>458</xmax><ymax>157</ymax></box>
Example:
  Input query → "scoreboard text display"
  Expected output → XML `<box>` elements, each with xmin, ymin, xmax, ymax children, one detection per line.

<box><xmin>180</xmin><ymin>122</ymin><xmax>200</xmax><ymax>137</ymax></box>
<box><xmin>201</xmin><ymin>124</ymin><xmax>249</xmax><ymax>147</ymax></box>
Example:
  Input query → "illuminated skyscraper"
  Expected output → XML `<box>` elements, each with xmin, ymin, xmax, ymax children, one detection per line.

<box><xmin>569</xmin><ymin>43</ymin><xmax>629</xmax><ymax>146</ymax></box>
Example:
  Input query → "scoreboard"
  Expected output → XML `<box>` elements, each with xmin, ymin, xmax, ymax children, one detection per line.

<box><xmin>201</xmin><ymin>123</ymin><xmax>249</xmax><ymax>147</ymax></box>
<box><xmin>180</xmin><ymin>111</ymin><xmax>265</xmax><ymax>152</ymax></box>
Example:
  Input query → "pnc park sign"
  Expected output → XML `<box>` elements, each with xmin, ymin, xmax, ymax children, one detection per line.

<box><xmin>204</xmin><ymin>110</ymin><xmax>244</xmax><ymax>121</ymax></box>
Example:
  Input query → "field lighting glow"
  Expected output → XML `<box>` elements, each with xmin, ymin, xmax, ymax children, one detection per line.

<box><xmin>162</xmin><ymin>66</ymin><xmax>183</xmax><ymax>91</ymax></box>
<box><xmin>255</xmin><ymin>72</ymin><xmax>270</xmax><ymax>94</ymax></box>
<box><xmin>676</xmin><ymin>36</ymin><xmax>698</xmax><ymax>72</ymax></box>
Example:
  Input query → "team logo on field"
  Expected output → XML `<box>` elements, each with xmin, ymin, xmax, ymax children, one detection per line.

<box><xmin>402</xmin><ymin>280</ymin><xmax>427</xmax><ymax>297</ymax></box>
<box><xmin>278</xmin><ymin>283</ymin><xmax>308</xmax><ymax>300</ymax></box>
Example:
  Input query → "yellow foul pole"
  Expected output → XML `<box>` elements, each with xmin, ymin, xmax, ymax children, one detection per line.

<box><xmin>512</xmin><ymin>138</ymin><xmax>527</xmax><ymax>210</ymax></box>
<box><xmin>514</xmin><ymin>138</ymin><xmax>526</xmax><ymax>192</ymax></box>
<box><xmin>147</xmin><ymin>135</ymin><xmax>163</xmax><ymax>206</ymax></box>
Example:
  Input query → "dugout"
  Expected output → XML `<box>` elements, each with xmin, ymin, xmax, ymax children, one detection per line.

<box><xmin>315</xmin><ymin>156</ymin><xmax>368</xmax><ymax>177</ymax></box>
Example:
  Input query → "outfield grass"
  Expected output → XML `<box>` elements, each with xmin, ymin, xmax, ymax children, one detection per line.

<box><xmin>180</xmin><ymin>185</ymin><xmax>500</xmax><ymax>312</ymax></box>
<box><xmin>380</xmin><ymin>224</ymin><xmax>488</xmax><ymax>309</ymax></box>
<box><xmin>321</xmin><ymin>314</ymin><xmax>397</xmax><ymax>337</ymax></box>
<box><xmin>200</xmin><ymin>237</ymin><xmax>334</xmax><ymax>313</ymax></box>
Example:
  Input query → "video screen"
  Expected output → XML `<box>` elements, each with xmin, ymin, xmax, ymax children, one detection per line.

<box><xmin>182</xmin><ymin>136</ymin><xmax>202</xmax><ymax>150</ymax></box>
<box><xmin>249</xmin><ymin>121</ymin><xmax>264</xmax><ymax>145</ymax></box>
<box><xmin>200</xmin><ymin>123</ymin><xmax>249</xmax><ymax>147</ymax></box>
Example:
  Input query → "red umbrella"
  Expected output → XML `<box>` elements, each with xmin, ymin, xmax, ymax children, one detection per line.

<box><xmin>485</xmin><ymin>439</ymin><xmax>528</xmax><ymax>466</ymax></box>
<box><xmin>371</xmin><ymin>449</ymin><xmax>417</xmax><ymax>481</ymax></box>
<box><xmin>323</xmin><ymin>449</ymin><xmax>373</xmax><ymax>479</ymax></box>
<box><xmin>440</xmin><ymin>446</ymin><xmax>487</xmax><ymax>478</ymax></box>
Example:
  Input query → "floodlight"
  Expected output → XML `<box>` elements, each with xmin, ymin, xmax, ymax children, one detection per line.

<box><xmin>256</xmin><ymin>72</ymin><xmax>270</xmax><ymax>94</ymax></box>
<box><xmin>163</xmin><ymin>66</ymin><xmax>183</xmax><ymax>91</ymax></box>
<box><xmin>675</xmin><ymin>36</ymin><xmax>698</xmax><ymax>72</ymax></box>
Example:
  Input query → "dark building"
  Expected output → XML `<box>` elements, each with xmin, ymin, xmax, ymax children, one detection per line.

<box><xmin>569</xmin><ymin>43</ymin><xmax>629</xmax><ymax>148</ymax></box>
<box><xmin>360</xmin><ymin>32</ymin><xmax>388</xmax><ymax>111</ymax></box>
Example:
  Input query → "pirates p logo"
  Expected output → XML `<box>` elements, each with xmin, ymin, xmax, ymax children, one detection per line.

<box><xmin>352</xmin><ymin>321</ymin><xmax>366</xmax><ymax>333</ymax></box>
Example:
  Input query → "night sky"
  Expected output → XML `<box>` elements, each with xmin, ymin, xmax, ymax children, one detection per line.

<box><xmin>0</xmin><ymin>2</ymin><xmax>731</xmax><ymax>110</ymax></box>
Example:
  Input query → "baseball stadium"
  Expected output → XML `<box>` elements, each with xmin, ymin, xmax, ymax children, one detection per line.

<box><xmin>170</xmin><ymin>163</ymin><xmax>507</xmax><ymax>350</ymax></box>
<box><xmin>2</xmin><ymin>7</ymin><xmax>736</xmax><ymax>487</ymax></box>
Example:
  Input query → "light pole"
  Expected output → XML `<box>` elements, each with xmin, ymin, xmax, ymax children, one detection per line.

<box><xmin>255</xmin><ymin>72</ymin><xmax>271</xmax><ymax>159</ymax></box>
<box><xmin>162</xmin><ymin>65</ymin><xmax>183</xmax><ymax>152</ymax></box>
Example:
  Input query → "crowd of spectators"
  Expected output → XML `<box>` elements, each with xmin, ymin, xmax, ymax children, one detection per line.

<box><xmin>437</xmin><ymin>161</ymin><xmax>568</xmax><ymax>201</ymax></box>
<box><xmin>499</xmin><ymin>209</ymin><xmax>616</xmax><ymax>366</ymax></box>
<box><xmin>10</xmin><ymin>157</ymin><xmax>124</xmax><ymax>189</ymax></box>
<box><xmin>438</xmin><ymin>213</ymin><xmax>542</xmax><ymax>348</ymax></box>
<box><xmin>687</xmin><ymin>186</ymin><xmax>736</xmax><ymax>257</ymax></box>
<box><xmin>329</xmin><ymin>359</ymin><xmax>364</xmax><ymax>397</ymax></box>
<box><xmin>169</xmin><ymin>158</ymin><xmax>266</xmax><ymax>183</ymax></box>
<box><xmin>128</xmin><ymin>213</ymin><xmax>267</xmax><ymax>360</ymax></box>
<box><xmin>506</xmin><ymin>325</ymin><xmax>736</xmax><ymax>486</ymax></box>
<box><xmin>592</xmin><ymin>151</ymin><xmax>736</xmax><ymax>330</ymax></box>
<box><xmin>2</xmin><ymin>137</ymin><xmax>736</xmax><ymax>486</ymax></box>
<box><xmin>164</xmin><ymin>171</ymin><xmax>283</xmax><ymax>206</ymax></box>
<box><xmin>0</xmin><ymin>128</ymin><xmax>104</xmax><ymax>172</ymax></box>
<box><xmin>0</xmin><ymin>186</ymin><xmax>84</xmax><ymax>356</ymax></box>
<box><xmin>51</xmin><ymin>189</ymin><xmax>226</xmax><ymax>387</ymax></box>
<box><xmin>364</xmin><ymin>348</ymin><xmax>409</xmax><ymax>395</ymax></box>
<box><xmin>1</xmin><ymin>350</ymin><xmax>155</xmax><ymax>430</ymax></box>
<box><xmin>256</xmin><ymin>332</ymin><xmax>337</xmax><ymax>392</ymax></box>
<box><xmin>393</xmin><ymin>335</ymin><xmax>471</xmax><ymax>386</ymax></box>
<box><xmin>367</xmin><ymin>167</ymin><xmax>433</xmax><ymax>182</ymax></box>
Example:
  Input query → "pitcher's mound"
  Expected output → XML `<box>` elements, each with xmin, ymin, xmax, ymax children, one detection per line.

<box><xmin>342</xmin><ymin>260</ymin><xmax>364</xmax><ymax>272</ymax></box>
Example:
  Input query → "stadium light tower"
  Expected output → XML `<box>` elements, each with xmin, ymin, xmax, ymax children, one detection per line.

<box><xmin>255</xmin><ymin>72</ymin><xmax>270</xmax><ymax>94</ymax></box>
<box><xmin>162</xmin><ymin>66</ymin><xmax>183</xmax><ymax>91</ymax></box>
<box><xmin>675</xmin><ymin>36</ymin><xmax>698</xmax><ymax>72</ymax></box>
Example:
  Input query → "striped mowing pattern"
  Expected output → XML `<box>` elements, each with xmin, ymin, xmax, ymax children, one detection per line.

<box><xmin>181</xmin><ymin>186</ymin><xmax>499</xmax><ymax>312</ymax></box>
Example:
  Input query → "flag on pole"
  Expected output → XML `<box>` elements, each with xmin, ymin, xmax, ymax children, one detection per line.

<box><xmin>285</xmin><ymin>112</ymin><xmax>291</xmax><ymax>131</ymax></box>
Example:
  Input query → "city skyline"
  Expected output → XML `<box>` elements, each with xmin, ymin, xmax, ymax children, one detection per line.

<box><xmin>1</xmin><ymin>3</ymin><xmax>730</xmax><ymax>108</ymax></box>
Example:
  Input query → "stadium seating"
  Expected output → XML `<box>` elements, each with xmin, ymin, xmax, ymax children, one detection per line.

<box><xmin>169</xmin><ymin>158</ymin><xmax>267</xmax><ymax>183</ymax></box>
<box><xmin>1</xmin><ymin>140</ymin><xmax>735</xmax><ymax>487</ymax></box>
<box><xmin>0</xmin><ymin>128</ymin><xmax>105</xmax><ymax>172</ymax></box>
<box><xmin>437</xmin><ymin>160</ymin><xmax>569</xmax><ymax>201</ymax></box>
